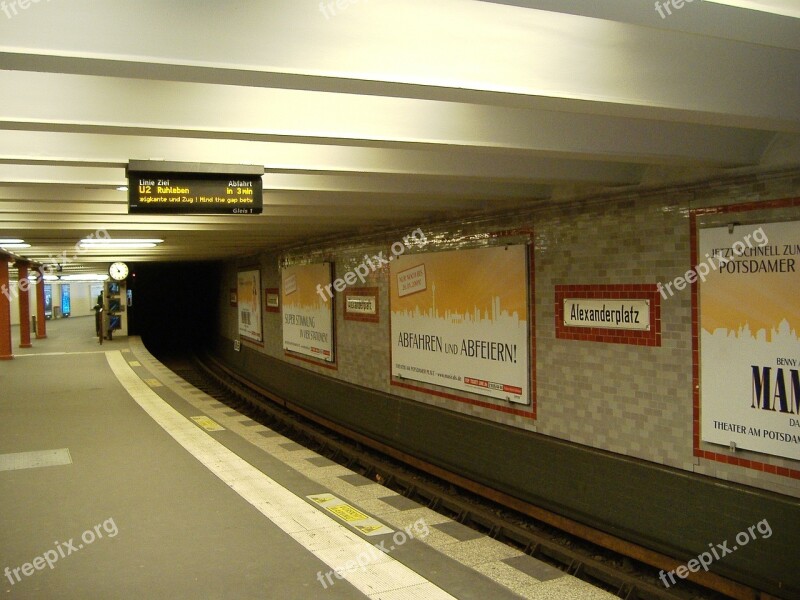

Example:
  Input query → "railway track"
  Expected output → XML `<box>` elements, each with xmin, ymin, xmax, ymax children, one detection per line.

<box><xmin>163</xmin><ymin>353</ymin><xmax>754</xmax><ymax>600</ymax></box>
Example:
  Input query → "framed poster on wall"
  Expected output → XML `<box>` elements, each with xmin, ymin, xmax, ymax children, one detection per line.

<box><xmin>390</xmin><ymin>245</ymin><xmax>530</xmax><ymax>404</ymax></box>
<box><xmin>237</xmin><ymin>269</ymin><xmax>262</xmax><ymax>343</ymax></box>
<box><xmin>699</xmin><ymin>220</ymin><xmax>800</xmax><ymax>460</ymax></box>
<box><xmin>281</xmin><ymin>263</ymin><xmax>334</xmax><ymax>362</ymax></box>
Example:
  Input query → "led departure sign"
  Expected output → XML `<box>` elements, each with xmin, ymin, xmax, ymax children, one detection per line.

<box><xmin>127</xmin><ymin>161</ymin><xmax>264</xmax><ymax>215</ymax></box>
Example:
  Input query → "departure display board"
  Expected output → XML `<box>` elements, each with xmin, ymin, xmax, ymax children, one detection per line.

<box><xmin>127</xmin><ymin>161</ymin><xmax>264</xmax><ymax>215</ymax></box>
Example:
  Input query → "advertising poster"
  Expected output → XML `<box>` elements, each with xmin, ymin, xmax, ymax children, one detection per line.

<box><xmin>237</xmin><ymin>269</ymin><xmax>262</xmax><ymax>343</ymax></box>
<box><xmin>61</xmin><ymin>284</ymin><xmax>71</xmax><ymax>317</ymax></box>
<box><xmin>282</xmin><ymin>263</ymin><xmax>334</xmax><ymax>362</ymax></box>
<box><xmin>700</xmin><ymin>220</ymin><xmax>800</xmax><ymax>460</ymax></box>
<box><xmin>390</xmin><ymin>245</ymin><xmax>530</xmax><ymax>404</ymax></box>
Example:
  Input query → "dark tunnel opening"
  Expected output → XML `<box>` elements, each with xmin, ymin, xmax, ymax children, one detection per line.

<box><xmin>127</xmin><ymin>261</ymin><xmax>221</xmax><ymax>358</ymax></box>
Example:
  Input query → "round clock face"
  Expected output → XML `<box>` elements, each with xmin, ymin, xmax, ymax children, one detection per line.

<box><xmin>109</xmin><ymin>262</ymin><xmax>129</xmax><ymax>281</ymax></box>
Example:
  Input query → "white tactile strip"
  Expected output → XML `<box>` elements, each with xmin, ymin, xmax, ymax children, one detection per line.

<box><xmin>127</xmin><ymin>340</ymin><xmax>617</xmax><ymax>600</ymax></box>
<box><xmin>106</xmin><ymin>350</ymin><xmax>458</xmax><ymax>600</ymax></box>
<box><xmin>16</xmin><ymin>351</ymin><xmax>108</xmax><ymax>358</ymax></box>
<box><xmin>0</xmin><ymin>448</ymin><xmax>72</xmax><ymax>472</ymax></box>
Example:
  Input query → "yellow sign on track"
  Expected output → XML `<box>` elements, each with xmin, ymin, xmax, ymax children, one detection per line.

<box><xmin>308</xmin><ymin>493</ymin><xmax>393</xmax><ymax>536</ymax></box>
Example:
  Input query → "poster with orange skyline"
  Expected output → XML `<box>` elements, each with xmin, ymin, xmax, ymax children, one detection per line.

<box><xmin>282</xmin><ymin>263</ymin><xmax>334</xmax><ymax>362</ymax></box>
<box><xmin>237</xmin><ymin>269</ymin><xmax>262</xmax><ymax>343</ymax></box>
<box><xmin>699</xmin><ymin>220</ymin><xmax>800</xmax><ymax>460</ymax></box>
<box><xmin>390</xmin><ymin>245</ymin><xmax>530</xmax><ymax>404</ymax></box>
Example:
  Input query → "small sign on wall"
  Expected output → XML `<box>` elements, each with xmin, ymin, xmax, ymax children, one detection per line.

<box><xmin>284</xmin><ymin>274</ymin><xmax>298</xmax><ymax>296</ymax></box>
<box><xmin>396</xmin><ymin>264</ymin><xmax>426</xmax><ymax>298</ymax></box>
<box><xmin>265</xmin><ymin>288</ymin><xmax>280</xmax><ymax>313</ymax></box>
<box><xmin>344</xmin><ymin>288</ymin><xmax>379</xmax><ymax>323</ymax></box>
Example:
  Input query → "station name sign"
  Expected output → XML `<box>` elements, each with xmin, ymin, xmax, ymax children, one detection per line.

<box><xmin>127</xmin><ymin>161</ymin><xmax>264</xmax><ymax>215</ymax></box>
<box><xmin>563</xmin><ymin>298</ymin><xmax>650</xmax><ymax>331</ymax></box>
<box><xmin>346</xmin><ymin>296</ymin><xmax>377</xmax><ymax>315</ymax></box>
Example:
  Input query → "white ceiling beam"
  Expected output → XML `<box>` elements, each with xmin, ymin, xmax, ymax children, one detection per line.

<box><xmin>0</xmin><ymin>0</ymin><xmax>798</xmax><ymax>129</ymax></box>
<box><xmin>0</xmin><ymin>71</ymin><xmax>782</xmax><ymax>162</ymax></box>
<box><xmin>476</xmin><ymin>0</ymin><xmax>800</xmax><ymax>50</ymax></box>
<box><xmin>0</xmin><ymin>130</ymin><xmax>640</xmax><ymax>185</ymax></box>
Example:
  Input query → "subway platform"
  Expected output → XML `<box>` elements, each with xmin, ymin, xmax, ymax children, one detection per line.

<box><xmin>1</xmin><ymin>317</ymin><xmax>615</xmax><ymax>599</ymax></box>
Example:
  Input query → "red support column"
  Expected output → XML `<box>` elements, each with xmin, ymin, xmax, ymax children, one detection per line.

<box><xmin>0</xmin><ymin>258</ymin><xmax>13</xmax><ymax>360</ymax></box>
<box><xmin>16</xmin><ymin>262</ymin><xmax>32</xmax><ymax>349</ymax></box>
<box><xmin>35</xmin><ymin>267</ymin><xmax>47</xmax><ymax>339</ymax></box>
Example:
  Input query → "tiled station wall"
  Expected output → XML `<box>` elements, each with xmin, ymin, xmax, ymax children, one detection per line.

<box><xmin>219</xmin><ymin>170</ymin><xmax>800</xmax><ymax>498</ymax></box>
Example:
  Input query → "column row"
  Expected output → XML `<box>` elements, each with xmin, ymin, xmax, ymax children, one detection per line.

<box><xmin>0</xmin><ymin>256</ymin><xmax>47</xmax><ymax>360</ymax></box>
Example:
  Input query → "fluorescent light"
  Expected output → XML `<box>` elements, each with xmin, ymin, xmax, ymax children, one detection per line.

<box><xmin>79</xmin><ymin>238</ymin><xmax>163</xmax><ymax>250</ymax></box>
<box><xmin>0</xmin><ymin>238</ymin><xmax>30</xmax><ymax>249</ymax></box>
<box><xmin>61</xmin><ymin>274</ymin><xmax>110</xmax><ymax>282</ymax></box>
<box><xmin>117</xmin><ymin>186</ymin><xmax>129</xmax><ymax>192</ymax></box>
<box><xmin>703</xmin><ymin>0</ymin><xmax>800</xmax><ymax>18</ymax></box>
<box><xmin>80</xmin><ymin>243</ymin><xmax>158</xmax><ymax>250</ymax></box>
<box><xmin>26</xmin><ymin>274</ymin><xmax>57</xmax><ymax>283</ymax></box>
<box><xmin>80</xmin><ymin>238</ymin><xmax>163</xmax><ymax>245</ymax></box>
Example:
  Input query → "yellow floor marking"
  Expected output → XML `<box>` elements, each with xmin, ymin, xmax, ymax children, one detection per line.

<box><xmin>308</xmin><ymin>493</ymin><xmax>393</xmax><ymax>536</ymax></box>
<box><xmin>329</xmin><ymin>503</ymin><xmax>370</xmax><ymax>522</ymax></box>
<box><xmin>191</xmin><ymin>416</ymin><xmax>226</xmax><ymax>432</ymax></box>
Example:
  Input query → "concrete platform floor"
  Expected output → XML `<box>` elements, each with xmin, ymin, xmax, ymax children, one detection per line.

<box><xmin>0</xmin><ymin>317</ymin><xmax>616</xmax><ymax>599</ymax></box>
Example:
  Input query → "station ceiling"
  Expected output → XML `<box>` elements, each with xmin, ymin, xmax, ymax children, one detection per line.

<box><xmin>0</xmin><ymin>0</ymin><xmax>798</xmax><ymax>274</ymax></box>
